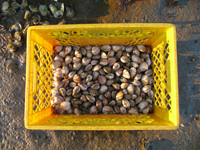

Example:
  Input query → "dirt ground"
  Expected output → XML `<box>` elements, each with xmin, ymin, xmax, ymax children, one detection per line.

<box><xmin>0</xmin><ymin>0</ymin><xmax>200</xmax><ymax>149</ymax></box>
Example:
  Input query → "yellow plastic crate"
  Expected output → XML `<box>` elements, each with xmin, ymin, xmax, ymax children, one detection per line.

<box><xmin>25</xmin><ymin>23</ymin><xmax>179</xmax><ymax>130</ymax></box>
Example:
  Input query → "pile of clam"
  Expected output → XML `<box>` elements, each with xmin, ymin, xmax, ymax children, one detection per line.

<box><xmin>51</xmin><ymin>45</ymin><xmax>154</xmax><ymax>115</ymax></box>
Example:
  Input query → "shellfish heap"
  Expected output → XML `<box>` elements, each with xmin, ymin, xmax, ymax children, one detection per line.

<box><xmin>51</xmin><ymin>45</ymin><xmax>154</xmax><ymax>116</ymax></box>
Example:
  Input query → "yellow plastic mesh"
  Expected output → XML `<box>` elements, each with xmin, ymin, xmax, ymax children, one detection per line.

<box><xmin>45</xmin><ymin>115</ymin><xmax>157</xmax><ymax>125</ymax></box>
<box><xmin>151</xmin><ymin>41</ymin><xmax>171</xmax><ymax>111</ymax></box>
<box><xmin>32</xmin><ymin>43</ymin><xmax>53</xmax><ymax>113</ymax></box>
<box><xmin>46</xmin><ymin>29</ymin><xmax>156</xmax><ymax>46</ymax></box>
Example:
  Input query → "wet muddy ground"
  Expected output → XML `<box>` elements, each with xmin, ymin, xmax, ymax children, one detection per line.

<box><xmin>0</xmin><ymin>0</ymin><xmax>200</xmax><ymax>149</ymax></box>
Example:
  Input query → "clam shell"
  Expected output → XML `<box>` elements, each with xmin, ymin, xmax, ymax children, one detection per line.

<box><xmin>146</xmin><ymin>46</ymin><xmax>152</xmax><ymax>54</ymax></box>
<box><xmin>96</xmin><ymin>100</ymin><xmax>103</xmax><ymax>112</ymax></box>
<box><xmin>54</xmin><ymin>68</ymin><xmax>64</xmax><ymax>79</ymax></box>
<box><xmin>123</xmin><ymin>69</ymin><xmax>130</xmax><ymax>79</ymax></box>
<box><xmin>114</xmin><ymin>106</ymin><xmax>120</xmax><ymax>113</ymax></box>
<box><xmin>60</xmin><ymin>101</ymin><xmax>71</xmax><ymax>111</ymax></box>
<box><xmin>105</xmin><ymin>73</ymin><xmax>114</xmax><ymax>79</ymax></box>
<box><xmin>66</xmin><ymin>7</ymin><xmax>75</xmax><ymax>17</ymax></box>
<box><xmin>120</xmin><ymin>56</ymin><xmax>131</xmax><ymax>63</ymax></box>
<box><xmin>86</xmin><ymin>75</ymin><xmax>93</xmax><ymax>82</ymax></box>
<box><xmin>73</xmin><ymin>74</ymin><xmax>81</xmax><ymax>83</ymax></box>
<box><xmin>73</xmin><ymin>57</ymin><xmax>81</xmax><ymax>63</ymax></box>
<box><xmin>86</xmin><ymin>95</ymin><xmax>95</xmax><ymax>103</ymax></box>
<box><xmin>80</xmin><ymin>72</ymin><xmax>87</xmax><ymax>79</ymax></box>
<box><xmin>85</xmin><ymin>64</ymin><xmax>93</xmax><ymax>71</ymax></box>
<box><xmin>103</xmin><ymin>67</ymin><xmax>112</xmax><ymax>73</ymax></box>
<box><xmin>81</xmin><ymin>47</ymin><xmax>87</xmax><ymax>55</ymax></box>
<box><xmin>75</xmin><ymin>50</ymin><xmax>82</xmax><ymax>58</ymax></box>
<box><xmin>107</xmin><ymin>50</ymin><xmax>115</xmax><ymax>57</ymax></box>
<box><xmin>99</xmin><ymin>59</ymin><xmax>108</xmax><ymax>66</ymax></box>
<box><xmin>142</xmin><ymin>85</ymin><xmax>151</xmax><ymax>93</ymax></box>
<box><xmin>93</xmin><ymin>64</ymin><xmax>102</xmax><ymax>71</ymax></box>
<box><xmin>137</xmin><ymin>45</ymin><xmax>146</xmax><ymax>52</ymax></box>
<box><xmin>109</xmin><ymin>100</ymin><xmax>116</xmax><ymax>106</ymax></box>
<box><xmin>54</xmin><ymin>55</ymin><xmax>64</xmax><ymax>62</ymax></box>
<box><xmin>52</xmin><ymin>60</ymin><xmax>62</xmax><ymax>69</ymax></box>
<box><xmin>80</xmin><ymin>95</ymin><xmax>87</xmax><ymax>102</ymax></box>
<box><xmin>104</xmin><ymin>91</ymin><xmax>111</xmax><ymax>99</ymax></box>
<box><xmin>68</xmin><ymin>71</ymin><xmax>76</xmax><ymax>79</ymax></box>
<box><xmin>135</xmin><ymin>96</ymin><xmax>142</xmax><ymax>104</ymax></box>
<box><xmin>87</xmin><ymin>81</ymin><xmax>94</xmax><ymax>87</ymax></box>
<box><xmin>99</xmin><ymin>85</ymin><xmax>108</xmax><ymax>94</ymax></box>
<box><xmin>53</xmin><ymin>80</ymin><xmax>64</xmax><ymax>89</ymax></box>
<box><xmin>112</xmin><ymin>45</ymin><xmax>122</xmax><ymax>52</ymax></box>
<box><xmin>59</xmin><ymin>88</ymin><xmax>66</xmax><ymax>97</ymax></box>
<box><xmin>103</xmin><ymin>97</ymin><xmax>108</xmax><ymax>105</ymax></box>
<box><xmin>145</xmin><ymin>69</ymin><xmax>153</xmax><ymax>76</ymax></box>
<box><xmin>100</xmin><ymin>45</ymin><xmax>111</xmax><ymax>51</ymax></box>
<box><xmin>98</xmin><ymin>75</ymin><xmax>107</xmax><ymax>84</ymax></box>
<box><xmin>130</xmin><ymin>100</ymin><xmax>136</xmax><ymax>107</ymax></box>
<box><xmin>101</xmin><ymin>52</ymin><xmax>108</xmax><ymax>59</ymax></box>
<box><xmin>106</xmin><ymin>79</ymin><xmax>114</xmax><ymax>86</ymax></box>
<box><xmin>126</xmin><ymin>46</ymin><xmax>133</xmax><ymax>53</ymax></box>
<box><xmin>53</xmin><ymin>95</ymin><xmax>64</xmax><ymax>104</ymax></box>
<box><xmin>85</xmin><ymin>46</ymin><xmax>92</xmax><ymax>50</ymax></box>
<box><xmin>92</xmin><ymin>46</ymin><xmax>100</xmax><ymax>55</ymax></box>
<box><xmin>131</xmin><ymin>55</ymin><xmax>141</xmax><ymax>64</ymax></box>
<box><xmin>51</xmin><ymin>88</ymin><xmax>60</xmax><ymax>96</ymax></box>
<box><xmin>128</xmin><ymin>107</ymin><xmax>138</xmax><ymax>115</ymax></box>
<box><xmin>130</xmin><ymin>67</ymin><xmax>136</xmax><ymax>78</ymax></box>
<box><xmin>115</xmin><ymin>68</ymin><xmax>123</xmax><ymax>77</ymax></box>
<box><xmin>116</xmin><ymin>100</ymin><xmax>122</xmax><ymax>106</ymax></box>
<box><xmin>112</xmin><ymin>83</ymin><xmax>121</xmax><ymax>90</ymax></box>
<box><xmin>141</xmin><ymin>75</ymin><xmax>149</xmax><ymax>85</ymax></box>
<box><xmin>138</xmin><ymin>101</ymin><xmax>149</xmax><ymax>110</ymax></box>
<box><xmin>83</xmin><ymin>102</ymin><xmax>91</xmax><ymax>108</ymax></box>
<box><xmin>92</xmin><ymin>55</ymin><xmax>101</xmax><ymax>60</ymax></box>
<box><xmin>120</xmin><ymin>106</ymin><xmax>127</xmax><ymax>114</ymax></box>
<box><xmin>66</xmin><ymin>89</ymin><xmax>73</xmax><ymax>96</ymax></box>
<box><xmin>62</xmin><ymin>79</ymin><xmax>70</xmax><ymax>88</ymax></box>
<box><xmin>86</xmin><ymin>50</ymin><xmax>92</xmax><ymax>58</ymax></box>
<box><xmin>121</xmin><ymin>83</ymin><xmax>129</xmax><ymax>89</ymax></box>
<box><xmin>141</xmin><ymin>53</ymin><xmax>149</xmax><ymax>59</ymax></box>
<box><xmin>102</xmin><ymin>106</ymin><xmax>114</xmax><ymax>114</ymax></box>
<box><xmin>132</xmin><ymin>80</ymin><xmax>141</xmax><ymax>86</ymax></box>
<box><xmin>108</xmin><ymin>57</ymin><xmax>117</xmax><ymax>66</ymax></box>
<box><xmin>64</xmin><ymin>46</ymin><xmax>72</xmax><ymax>54</ymax></box>
<box><xmin>90</xmin><ymin>90</ymin><xmax>100</xmax><ymax>96</ymax></box>
<box><xmin>148</xmin><ymin>90</ymin><xmax>154</xmax><ymax>100</ymax></box>
<box><xmin>134</xmin><ymin>74</ymin><xmax>142</xmax><ymax>81</ymax></box>
<box><xmin>69</xmin><ymin>82</ymin><xmax>77</xmax><ymax>88</ymax></box>
<box><xmin>65</xmin><ymin>56</ymin><xmax>72</xmax><ymax>65</ymax></box>
<box><xmin>113</xmin><ymin>62</ymin><xmax>120</xmax><ymax>71</ymax></box>
<box><xmin>127</xmin><ymin>84</ymin><xmax>134</xmax><ymax>94</ymax></box>
<box><xmin>131</xmin><ymin>62</ymin><xmax>139</xmax><ymax>68</ymax></box>
<box><xmin>116</xmin><ymin>50</ymin><xmax>122</xmax><ymax>59</ymax></box>
<box><xmin>135</xmin><ymin>87</ymin><xmax>141</xmax><ymax>96</ymax></box>
<box><xmin>72</xmin><ymin>86</ymin><xmax>80</xmax><ymax>95</ymax></box>
<box><xmin>92</xmin><ymin>71</ymin><xmax>99</xmax><ymax>80</ymax></box>
<box><xmin>74</xmin><ymin>108</ymin><xmax>81</xmax><ymax>116</ymax></box>
<box><xmin>79</xmin><ymin>83</ymin><xmax>88</xmax><ymax>91</ymax></box>
<box><xmin>133</xmin><ymin>47</ymin><xmax>140</xmax><ymax>56</ymax></box>
<box><xmin>139</xmin><ymin>62</ymin><xmax>148</xmax><ymax>72</ymax></box>
<box><xmin>91</xmin><ymin>83</ymin><xmax>100</xmax><ymax>90</ymax></box>
<box><xmin>116</xmin><ymin>91</ymin><xmax>123</xmax><ymax>101</ymax></box>
<box><xmin>122</xmin><ymin>99</ymin><xmax>130</xmax><ymax>108</ymax></box>
<box><xmin>90</xmin><ymin>106</ymin><xmax>98</xmax><ymax>114</ymax></box>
